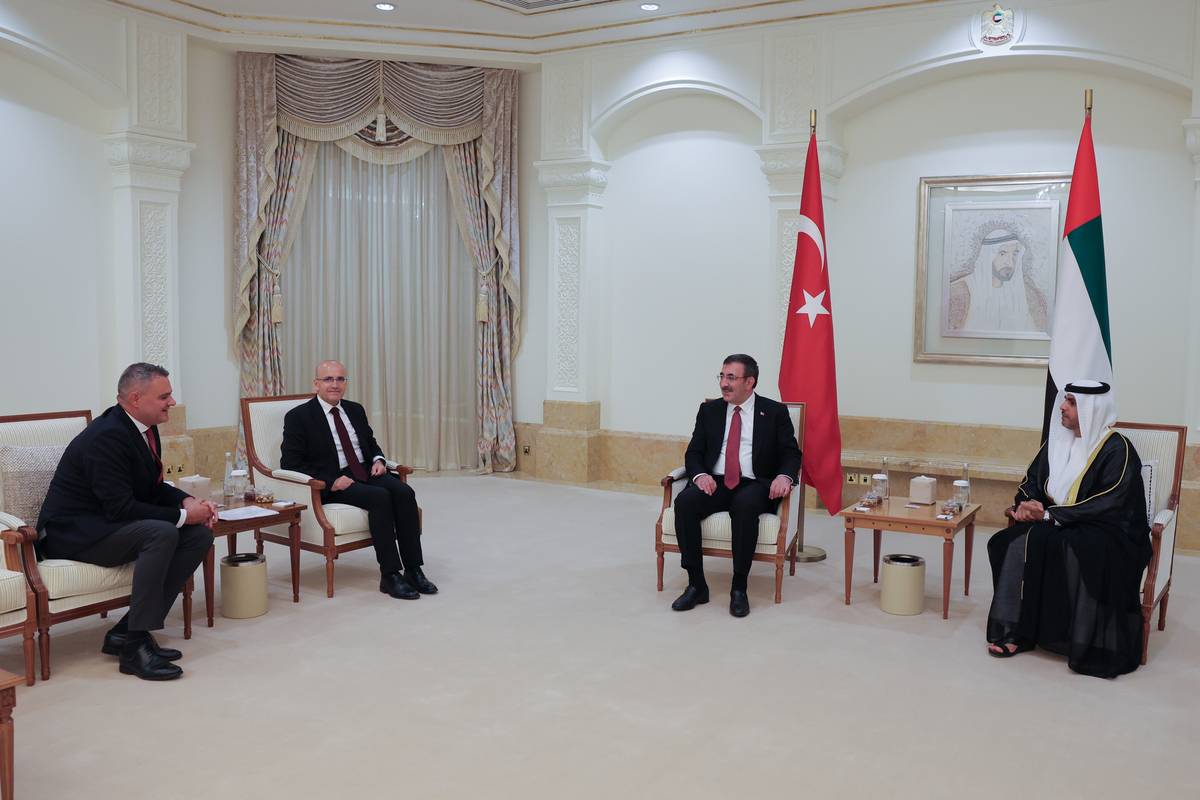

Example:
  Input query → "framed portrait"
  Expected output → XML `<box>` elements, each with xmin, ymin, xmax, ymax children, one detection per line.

<box><xmin>914</xmin><ymin>174</ymin><xmax>1071</xmax><ymax>366</ymax></box>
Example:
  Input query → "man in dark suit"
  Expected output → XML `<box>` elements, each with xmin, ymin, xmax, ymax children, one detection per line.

<box><xmin>37</xmin><ymin>363</ymin><xmax>216</xmax><ymax>681</ymax></box>
<box><xmin>280</xmin><ymin>360</ymin><xmax>435</xmax><ymax>601</ymax></box>
<box><xmin>672</xmin><ymin>354</ymin><xmax>801</xmax><ymax>618</ymax></box>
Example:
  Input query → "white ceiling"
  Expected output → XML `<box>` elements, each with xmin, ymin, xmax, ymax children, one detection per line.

<box><xmin>109</xmin><ymin>0</ymin><xmax>949</xmax><ymax>62</ymax></box>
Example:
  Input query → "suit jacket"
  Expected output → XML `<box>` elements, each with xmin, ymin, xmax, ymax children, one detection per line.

<box><xmin>37</xmin><ymin>405</ymin><xmax>189</xmax><ymax>558</ymax></box>
<box><xmin>280</xmin><ymin>396</ymin><xmax>385</xmax><ymax>489</ymax></box>
<box><xmin>683</xmin><ymin>394</ymin><xmax>802</xmax><ymax>488</ymax></box>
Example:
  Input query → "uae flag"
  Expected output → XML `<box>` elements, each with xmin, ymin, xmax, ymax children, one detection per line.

<box><xmin>779</xmin><ymin>133</ymin><xmax>843</xmax><ymax>514</ymax></box>
<box><xmin>1043</xmin><ymin>114</ymin><xmax>1113</xmax><ymax>439</ymax></box>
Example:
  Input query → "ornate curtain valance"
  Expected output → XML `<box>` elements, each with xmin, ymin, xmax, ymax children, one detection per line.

<box><xmin>276</xmin><ymin>56</ymin><xmax>485</xmax><ymax>145</ymax></box>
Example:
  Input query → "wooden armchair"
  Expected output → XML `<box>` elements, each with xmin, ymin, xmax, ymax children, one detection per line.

<box><xmin>1113</xmin><ymin>422</ymin><xmax>1186</xmax><ymax>665</ymax></box>
<box><xmin>655</xmin><ymin>403</ymin><xmax>807</xmax><ymax>604</ymax></box>
<box><xmin>0</xmin><ymin>410</ymin><xmax>193</xmax><ymax>681</ymax></box>
<box><xmin>241</xmin><ymin>394</ymin><xmax>420</xmax><ymax>598</ymax></box>
<box><xmin>0</xmin><ymin>530</ymin><xmax>35</xmax><ymax>686</ymax></box>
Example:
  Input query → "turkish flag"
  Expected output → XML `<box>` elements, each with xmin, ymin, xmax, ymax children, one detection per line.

<box><xmin>778</xmin><ymin>133</ymin><xmax>843</xmax><ymax>514</ymax></box>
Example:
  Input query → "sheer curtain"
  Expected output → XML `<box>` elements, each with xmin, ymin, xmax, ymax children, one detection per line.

<box><xmin>281</xmin><ymin>143</ymin><xmax>477</xmax><ymax>470</ymax></box>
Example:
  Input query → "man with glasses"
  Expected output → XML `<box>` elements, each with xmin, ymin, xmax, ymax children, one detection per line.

<box><xmin>671</xmin><ymin>354</ymin><xmax>801</xmax><ymax>617</ymax></box>
<box><xmin>281</xmin><ymin>360</ymin><xmax>436</xmax><ymax>600</ymax></box>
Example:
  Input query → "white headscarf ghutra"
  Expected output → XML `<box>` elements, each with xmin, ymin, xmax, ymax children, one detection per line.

<box><xmin>1045</xmin><ymin>380</ymin><xmax>1118</xmax><ymax>504</ymax></box>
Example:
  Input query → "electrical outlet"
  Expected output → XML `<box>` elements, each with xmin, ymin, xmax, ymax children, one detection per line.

<box><xmin>860</xmin><ymin>473</ymin><xmax>872</xmax><ymax>486</ymax></box>
<box><xmin>846</xmin><ymin>473</ymin><xmax>858</xmax><ymax>484</ymax></box>
<box><xmin>522</xmin><ymin>445</ymin><xmax>531</xmax><ymax>455</ymax></box>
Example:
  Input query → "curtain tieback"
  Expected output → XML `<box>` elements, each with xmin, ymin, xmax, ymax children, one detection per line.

<box><xmin>256</xmin><ymin>253</ymin><xmax>284</xmax><ymax>324</ymax></box>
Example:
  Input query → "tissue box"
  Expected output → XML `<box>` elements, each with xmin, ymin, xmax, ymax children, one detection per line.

<box><xmin>909</xmin><ymin>475</ymin><xmax>936</xmax><ymax>504</ymax></box>
<box><xmin>178</xmin><ymin>474</ymin><xmax>212</xmax><ymax>498</ymax></box>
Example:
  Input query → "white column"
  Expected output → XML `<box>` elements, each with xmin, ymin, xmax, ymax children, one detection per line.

<box><xmin>105</xmin><ymin>22</ymin><xmax>194</xmax><ymax>395</ymax></box>
<box><xmin>534</xmin><ymin>159</ymin><xmax>611</xmax><ymax>402</ymax></box>
<box><xmin>1182</xmin><ymin>117</ymin><xmax>1200</xmax><ymax>444</ymax></box>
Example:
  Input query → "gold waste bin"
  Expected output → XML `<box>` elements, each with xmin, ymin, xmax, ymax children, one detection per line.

<box><xmin>220</xmin><ymin>553</ymin><xmax>268</xmax><ymax>619</ymax></box>
<box><xmin>880</xmin><ymin>554</ymin><xmax>925</xmax><ymax>616</ymax></box>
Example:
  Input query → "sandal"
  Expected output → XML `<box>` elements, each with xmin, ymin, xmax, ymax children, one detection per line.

<box><xmin>987</xmin><ymin>638</ymin><xmax>1032</xmax><ymax>658</ymax></box>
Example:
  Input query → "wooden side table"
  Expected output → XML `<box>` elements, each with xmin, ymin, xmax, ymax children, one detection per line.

<box><xmin>0</xmin><ymin>669</ymin><xmax>20</xmax><ymax>800</ymax></box>
<box><xmin>203</xmin><ymin>500</ymin><xmax>307</xmax><ymax>625</ymax></box>
<box><xmin>839</xmin><ymin>497</ymin><xmax>981</xmax><ymax>619</ymax></box>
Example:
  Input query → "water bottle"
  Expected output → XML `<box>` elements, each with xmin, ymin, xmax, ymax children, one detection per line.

<box><xmin>223</xmin><ymin>452</ymin><xmax>236</xmax><ymax>501</ymax></box>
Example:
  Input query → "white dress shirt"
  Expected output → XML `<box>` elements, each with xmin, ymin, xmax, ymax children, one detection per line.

<box><xmin>712</xmin><ymin>393</ymin><xmax>756</xmax><ymax>480</ymax></box>
<box><xmin>316</xmin><ymin>396</ymin><xmax>384</xmax><ymax>470</ymax></box>
<box><xmin>125</xmin><ymin>409</ymin><xmax>186</xmax><ymax>528</ymax></box>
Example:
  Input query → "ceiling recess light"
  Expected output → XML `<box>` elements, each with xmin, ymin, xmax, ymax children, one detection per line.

<box><xmin>640</xmin><ymin>3</ymin><xmax>660</xmax><ymax>10</ymax></box>
<box><xmin>375</xmin><ymin>2</ymin><xmax>395</xmax><ymax>10</ymax></box>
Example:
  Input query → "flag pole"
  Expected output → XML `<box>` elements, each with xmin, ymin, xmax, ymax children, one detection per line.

<box><xmin>789</xmin><ymin>106</ymin><xmax>829</xmax><ymax>565</ymax></box>
<box><xmin>1084</xmin><ymin>88</ymin><xmax>1092</xmax><ymax>118</ymax></box>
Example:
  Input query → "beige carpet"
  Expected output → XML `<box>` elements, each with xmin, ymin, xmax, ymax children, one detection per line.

<box><xmin>6</xmin><ymin>474</ymin><xmax>1198</xmax><ymax>799</ymax></box>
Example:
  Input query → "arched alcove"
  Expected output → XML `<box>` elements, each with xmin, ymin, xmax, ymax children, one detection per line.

<box><xmin>596</xmin><ymin>89</ymin><xmax>773</xmax><ymax>435</ymax></box>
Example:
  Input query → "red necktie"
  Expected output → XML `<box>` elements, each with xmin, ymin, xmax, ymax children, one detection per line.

<box><xmin>145</xmin><ymin>429</ymin><xmax>163</xmax><ymax>484</ymax></box>
<box><xmin>330</xmin><ymin>406</ymin><xmax>369</xmax><ymax>482</ymax></box>
<box><xmin>723</xmin><ymin>406</ymin><xmax>742</xmax><ymax>490</ymax></box>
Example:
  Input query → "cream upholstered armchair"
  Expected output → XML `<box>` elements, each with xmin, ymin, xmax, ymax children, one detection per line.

<box><xmin>0</xmin><ymin>410</ymin><xmax>193</xmax><ymax>681</ymax></box>
<box><xmin>1113</xmin><ymin>421</ymin><xmax>1186</xmax><ymax>665</ymax></box>
<box><xmin>0</xmin><ymin>527</ymin><xmax>35</xmax><ymax>686</ymax></box>
<box><xmin>242</xmin><ymin>394</ymin><xmax>419</xmax><ymax>599</ymax></box>
<box><xmin>655</xmin><ymin>403</ymin><xmax>807</xmax><ymax>604</ymax></box>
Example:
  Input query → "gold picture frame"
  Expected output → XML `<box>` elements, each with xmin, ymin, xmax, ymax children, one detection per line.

<box><xmin>914</xmin><ymin>173</ymin><xmax>1072</xmax><ymax>366</ymax></box>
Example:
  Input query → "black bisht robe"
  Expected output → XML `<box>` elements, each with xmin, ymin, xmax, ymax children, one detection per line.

<box><xmin>986</xmin><ymin>432</ymin><xmax>1151</xmax><ymax>678</ymax></box>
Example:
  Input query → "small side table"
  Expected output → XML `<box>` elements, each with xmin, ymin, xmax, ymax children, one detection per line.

<box><xmin>204</xmin><ymin>500</ymin><xmax>307</xmax><ymax>625</ymax></box>
<box><xmin>839</xmin><ymin>497</ymin><xmax>981</xmax><ymax>619</ymax></box>
<box><xmin>0</xmin><ymin>669</ymin><xmax>21</xmax><ymax>800</ymax></box>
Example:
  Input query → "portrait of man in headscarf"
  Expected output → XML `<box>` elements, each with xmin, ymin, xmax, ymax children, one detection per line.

<box><xmin>942</xmin><ymin>208</ymin><xmax>1055</xmax><ymax>339</ymax></box>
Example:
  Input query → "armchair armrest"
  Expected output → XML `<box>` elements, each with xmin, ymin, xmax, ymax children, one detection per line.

<box><xmin>0</xmin><ymin>511</ymin><xmax>27</xmax><ymax>531</ymax></box>
<box><xmin>1153</xmin><ymin>509</ymin><xmax>1175</xmax><ymax>529</ymax></box>
<box><xmin>660</xmin><ymin>467</ymin><xmax>687</xmax><ymax>488</ymax></box>
<box><xmin>271</xmin><ymin>468</ymin><xmax>326</xmax><ymax>490</ymax></box>
<box><xmin>385</xmin><ymin>460</ymin><xmax>414</xmax><ymax>479</ymax></box>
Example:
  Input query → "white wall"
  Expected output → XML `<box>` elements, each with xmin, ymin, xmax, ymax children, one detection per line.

<box><xmin>831</xmin><ymin>67</ymin><xmax>1192</xmax><ymax>427</ymax></box>
<box><xmin>598</xmin><ymin>92</ymin><xmax>771</xmax><ymax>435</ymax></box>
<box><xmin>0</xmin><ymin>47</ymin><xmax>114</xmax><ymax>415</ymax></box>
<box><xmin>515</xmin><ymin>68</ymin><xmax>546</xmax><ymax>425</ymax></box>
<box><xmin>178</xmin><ymin>39</ymin><xmax>240</xmax><ymax>428</ymax></box>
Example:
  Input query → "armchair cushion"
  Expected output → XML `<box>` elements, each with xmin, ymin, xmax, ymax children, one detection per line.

<box><xmin>321</xmin><ymin>503</ymin><xmax>370</xmax><ymax>534</ymax></box>
<box><xmin>0</xmin><ymin>444</ymin><xmax>66</xmax><ymax>525</ymax></box>
<box><xmin>0</xmin><ymin>569</ymin><xmax>27</xmax><ymax>615</ymax></box>
<box><xmin>37</xmin><ymin>558</ymin><xmax>134</xmax><ymax>601</ymax></box>
<box><xmin>660</xmin><ymin>507</ymin><xmax>782</xmax><ymax>556</ymax></box>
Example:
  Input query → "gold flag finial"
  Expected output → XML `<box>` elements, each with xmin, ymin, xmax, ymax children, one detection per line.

<box><xmin>809</xmin><ymin>108</ymin><xmax>817</xmax><ymax>135</ymax></box>
<box><xmin>1084</xmin><ymin>88</ymin><xmax>1093</xmax><ymax>118</ymax></box>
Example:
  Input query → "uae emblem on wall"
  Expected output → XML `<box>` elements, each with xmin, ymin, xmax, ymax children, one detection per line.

<box><xmin>981</xmin><ymin>4</ymin><xmax>1014</xmax><ymax>46</ymax></box>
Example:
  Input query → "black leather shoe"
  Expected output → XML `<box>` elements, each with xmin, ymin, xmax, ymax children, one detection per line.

<box><xmin>102</xmin><ymin>630</ymin><xmax>182</xmax><ymax>661</ymax></box>
<box><xmin>729</xmin><ymin>590</ymin><xmax>750</xmax><ymax>618</ymax></box>
<box><xmin>671</xmin><ymin>585</ymin><xmax>710</xmax><ymax>611</ymax></box>
<box><xmin>380</xmin><ymin>572</ymin><xmax>420</xmax><ymax>600</ymax></box>
<box><xmin>118</xmin><ymin>640</ymin><xmax>183</xmax><ymax>681</ymax></box>
<box><xmin>405</xmin><ymin>568</ymin><xmax>438</xmax><ymax>595</ymax></box>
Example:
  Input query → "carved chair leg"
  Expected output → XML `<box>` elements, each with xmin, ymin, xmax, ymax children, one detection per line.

<box><xmin>326</xmin><ymin>555</ymin><xmax>335</xmax><ymax>598</ymax></box>
<box><xmin>183</xmin><ymin>576</ymin><xmax>193</xmax><ymax>640</ymax></box>
<box><xmin>774</xmin><ymin>563</ymin><xmax>783</xmax><ymax>604</ymax></box>
<box><xmin>38</xmin><ymin>628</ymin><xmax>49</xmax><ymax>681</ymax></box>
<box><xmin>656</xmin><ymin>552</ymin><xmax>664</xmax><ymax>591</ymax></box>
<box><xmin>22</xmin><ymin>631</ymin><xmax>33</xmax><ymax>686</ymax></box>
<box><xmin>1142</xmin><ymin>609</ymin><xmax>1152</xmax><ymax>666</ymax></box>
<box><xmin>1158</xmin><ymin>590</ymin><xmax>1169</xmax><ymax>631</ymax></box>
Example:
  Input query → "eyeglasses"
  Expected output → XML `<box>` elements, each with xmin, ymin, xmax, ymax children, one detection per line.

<box><xmin>317</xmin><ymin>376</ymin><xmax>348</xmax><ymax>385</ymax></box>
<box><xmin>717</xmin><ymin>373</ymin><xmax>747</xmax><ymax>382</ymax></box>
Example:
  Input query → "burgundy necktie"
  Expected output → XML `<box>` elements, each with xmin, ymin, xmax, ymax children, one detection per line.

<box><xmin>145</xmin><ymin>429</ymin><xmax>163</xmax><ymax>484</ymax></box>
<box><xmin>723</xmin><ymin>406</ymin><xmax>742</xmax><ymax>490</ymax></box>
<box><xmin>330</xmin><ymin>406</ymin><xmax>369</xmax><ymax>482</ymax></box>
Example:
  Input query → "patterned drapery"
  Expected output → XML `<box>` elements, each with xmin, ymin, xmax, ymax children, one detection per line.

<box><xmin>233</xmin><ymin>53</ymin><xmax>520</xmax><ymax>471</ymax></box>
